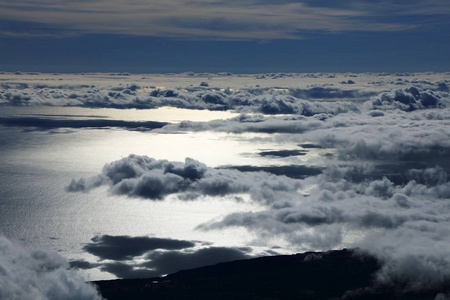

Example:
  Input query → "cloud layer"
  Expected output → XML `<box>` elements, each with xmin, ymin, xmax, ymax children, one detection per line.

<box><xmin>4</xmin><ymin>73</ymin><xmax>450</xmax><ymax>296</ymax></box>
<box><xmin>2</xmin><ymin>0</ymin><xmax>448</xmax><ymax>39</ymax></box>
<box><xmin>63</xmin><ymin>80</ymin><xmax>450</xmax><ymax>295</ymax></box>
<box><xmin>0</xmin><ymin>236</ymin><xmax>103</xmax><ymax>300</ymax></box>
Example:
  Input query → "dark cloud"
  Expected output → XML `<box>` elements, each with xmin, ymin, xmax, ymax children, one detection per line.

<box><xmin>299</xmin><ymin>143</ymin><xmax>323</xmax><ymax>149</ymax></box>
<box><xmin>0</xmin><ymin>117</ymin><xmax>168</xmax><ymax>131</ymax></box>
<box><xmin>258</xmin><ymin>149</ymin><xmax>308</xmax><ymax>157</ymax></box>
<box><xmin>290</xmin><ymin>87</ymin><xmax>372</xmax><ymax>99</ymax></box>
<box><xmin>83</xmin><ymin>235</ymin><xmax>195</xmax><ymax>261</ymax></box>
<box><xmin>141</xmin><ymin>247</ymin><xmax>252</xmax><ymax>276</ymax></box>
<box><xmin>0</xmin><ymin>236</ymin><xmax>103</xmax><ymax>300</ymax></box>
<box><xmin>99</xmin><ymin>262</ymin><xmax>158</xmax><ymax>279</ymax></box>
<box><xmin>69</xmin><ymin>260</ymin><xmax>99</xmax><ymax>270</ymax></box>
<box><xmin>222</xmin><ymin>165</ymin><xmax>323</xmax><ymax>179</ymax></box>
<box><xmin>82</xmin><ymin>234</ymin><xmax>252</xmax><ymax>279</ymax></box>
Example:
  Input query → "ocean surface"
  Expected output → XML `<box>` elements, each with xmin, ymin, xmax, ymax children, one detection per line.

<box><xmin>0</xmin><ymin>106</ymin><xmax>305</xmax><ymax>280</ymax></box>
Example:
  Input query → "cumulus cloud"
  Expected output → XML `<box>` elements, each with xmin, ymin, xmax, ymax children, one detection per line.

<box><xmin>3</xmin><ymin>84</ymin><xmax>357</xmax><ymax>113</ymax></box>
<box><xmin>196</xmin><ymin>161</ymin><xmax>450</xmax><ymax>295</ymax></box>
<box><xmin>0</xmin><ymin>236</ymin><xmax>103</xmax><ymax>300</ymax></box>
<box><xmin>67</xmin><ymin>155</ymin><xmax>303</xmax><ymax>203</ymax></box>
<box><xmin>370</xmin><ymin>86</ymin><xmax>447</xmax><ymax>111</ymax></box>
<box><xmin>2</xmin><ymin>83</ymin><xmax>448</xmax><ymax>123</ymax></box>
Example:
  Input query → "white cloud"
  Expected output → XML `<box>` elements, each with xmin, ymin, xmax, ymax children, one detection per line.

<box><xmin>0</xmin><ymin>236</ymin><xmax>103</xmax><ymax>300</ymax></box>
<box><xmin>67</xmin><ymin>155</ymin><xmax>303</xmax><ymax>204</ymax></box>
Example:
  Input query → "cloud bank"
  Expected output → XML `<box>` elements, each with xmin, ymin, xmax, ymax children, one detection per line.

<box><xmin>0</xmin><ymin>236</ymin><xmax>103</xmax><ymax>300</ymax></box>
<box><xmin>0</xmin><ymin>82</ymin><xmax>370</xmax><ymax>112</ymax></box>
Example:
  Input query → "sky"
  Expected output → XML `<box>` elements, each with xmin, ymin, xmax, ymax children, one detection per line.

<box><xmin>1</xmin><ymin>0</ymin><xmax>449</xmax><ymax>73</ymax></box>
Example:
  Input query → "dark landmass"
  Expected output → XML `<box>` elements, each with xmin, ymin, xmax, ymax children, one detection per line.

<box><xmin>93</xmin><ymin>249</ymin><xmax>445</xmax><ymax>299</ymax></box>
<box><xmin>93</xmin><ymin>249</ymin><xmax>377</xmax><ymax>300</ymax></box>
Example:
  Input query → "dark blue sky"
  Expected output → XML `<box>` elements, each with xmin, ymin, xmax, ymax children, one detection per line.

<box><xmin>1</xmin><ymin>0</ymin><xmax>449</xmax><ymax>73</ymax></box>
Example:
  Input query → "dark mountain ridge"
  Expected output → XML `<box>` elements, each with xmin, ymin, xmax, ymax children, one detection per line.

<box><xmin>93</xmin><ymin>248</ymin><xmax>443</xmax><ymax>299</ymax></box>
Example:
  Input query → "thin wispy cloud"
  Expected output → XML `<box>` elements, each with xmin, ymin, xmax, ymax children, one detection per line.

<box><xmin>0</xmin><ymin>0</ymin><xmax>448</xmax><ymax>39</ymax></box>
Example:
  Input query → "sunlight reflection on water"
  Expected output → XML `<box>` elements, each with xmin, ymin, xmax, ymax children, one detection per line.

<box><xmin>0</xmin><ymin>106</ymin><xmax>311</xmax><ymax>280</ymax></box>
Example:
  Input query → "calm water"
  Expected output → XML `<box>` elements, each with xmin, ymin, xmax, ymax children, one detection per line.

<box><xmin>0</xmin><ymin>106</ymin><xmax>307</xmax><ymax>280</ymax></box>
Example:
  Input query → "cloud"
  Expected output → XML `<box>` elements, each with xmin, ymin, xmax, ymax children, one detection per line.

<box><xmin>161</xmin><ymin>114</ymin><xmax>327</xmax><ymax>134</ymax></box>
<box><xmin>1</xmin><ymin>83</ymin><xmax>447</xmax><ymax>119</ymax></box>
<box><xmin>0</xmin><ymin>236</ymin><xmax>103</xmax><ymax>300</ymax></box>
<box><xmin>63</xmin><ymin>82</ymin><xmax>450</xmax><ymax>292</ymax></box>
<box><xmin>67</xmin><ymin>155</ymin><xmax>303</xmax><ymax>203</ymax></box>
<box><xmin>0</xmin><ymin>117</ymin><xmax>168</xmax><ymax>131</ymax></box>
<box><xmin>359</xmin><ymin>223</ymin><xmax>450</xmax><ymax>295</ymax></box>
<box><xmin>223</xmin><ymin>165</ymin><xmax>322</xmax><ymax>179</ymax></box>
<box><xmin>69</xmin><ymin>260</ymin><xmax>99</xmax><ymax>270</ymax></box>
<box><xmin>1</xmin><ymin>84</ymin><xmax>356</xmax><ymax>112</ymax></box>
<box><xmin>258</xmin><ymin>149</ymin><xmax>307</xmax><ymax>157</ymax></box>
<box><xmin>195</xmin><ymin>160</ymin><xmax>450</xmax><ymax>294</ymax></box>
<box><xmin>98</xmin><ymin>262</ymin><xmax>158</xmax><ymax>279</ymax></box>
<box><xmin>83</xmin><ymin>235</ymin><xmax>195</xmax><ymax>261</ymax></box>
<box><xmin>140</xmin><ymin>247</ymin><xmax>252</xmax><ymax>275</ymax></box>
<box><xmin>78</xmin><ymin>234</ymin><xmax>252</xmax><ymax>279</ymax></box>
<box><xmin>2</xmin><ymin>0</ymin><xmax>447</xmax><ymax>40</ymax></box>
<box><xmin>12</xmin><ymin>76</ymin><xmax>448</xmax><ymax>294</ymax></box>
<box><xmin>370</xmin><ymin>86</ymin><xmax>447</xmax><ymax>111</ymax></box>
